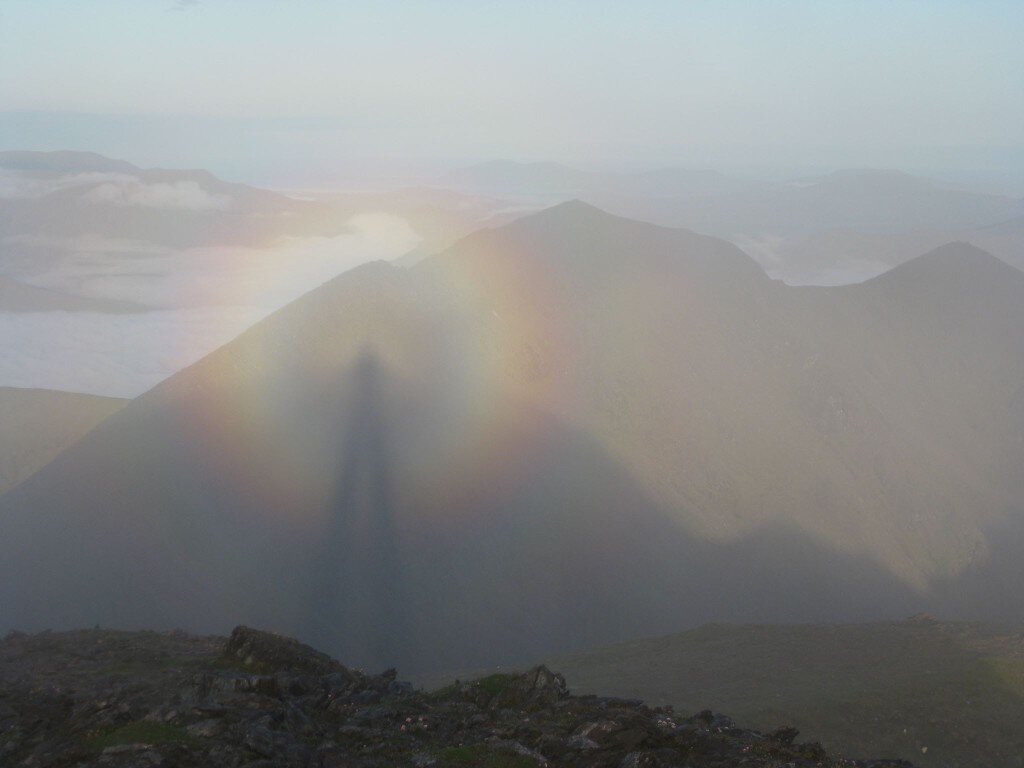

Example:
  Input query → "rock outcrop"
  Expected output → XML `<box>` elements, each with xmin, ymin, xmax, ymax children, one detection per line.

<box><xmin>0</xmin><ymin>626</ymin><xmax>914</xmax><ymax>767</ymax></box>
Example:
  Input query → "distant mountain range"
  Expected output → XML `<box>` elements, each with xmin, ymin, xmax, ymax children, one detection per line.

<box><xmin>438</xmin><ymin>160</ymin><xmax>1024</xmax><ymax>284</ymax></box>
<box><xmin>2</xmin><ymin>201</ymin><xmax>1022</xmax><ymax>675</ymax></box>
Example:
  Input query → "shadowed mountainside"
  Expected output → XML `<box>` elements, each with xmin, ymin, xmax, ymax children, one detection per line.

<box><xmin>1</xmin><ymin>202</ymin><xmax>1023</xmax><ymax>674</ymax></box>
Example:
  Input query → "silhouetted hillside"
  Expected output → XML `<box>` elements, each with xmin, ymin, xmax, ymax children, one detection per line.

<box><xmin>1</xmin><ymin>203</ymin><xmax>1023</xmax><ymax>674</ymax></box>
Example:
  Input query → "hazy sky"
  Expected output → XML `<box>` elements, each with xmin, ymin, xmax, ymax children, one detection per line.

<box><xmin>1</xmin><ymin>1</ymin><xmax>1022</xmax><ymax>184</ymax></box>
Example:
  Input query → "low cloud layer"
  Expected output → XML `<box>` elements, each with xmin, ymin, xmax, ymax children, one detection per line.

<box><xmin>82</xmin><ymin>178</ymin><xmax>232</xmax><ymax>211</ymax></box>
<box><xmin>0</xmin><ymin>170</ymin><xmax>131</xmax><ymax>201</ymax></box>
<box><xmin>0</xmin><ymin>307</ymin><xmax>257</xmax><ymax>398</ymax></box>
<box><xmin>0</xmin><ymin>212</ymin><xmax>420</xmax><ymax>396</ymax></box>
<box><xmin>6</xmin><ymin>212</ymin><xmax>419</xmax><ymax>310</ymax></box>
<box><xmin>731</xmin><ymin>233</ymin><xmax>899</xmax><ymax>286</ymax></box>
<box><xmin>0</xmin><ymin>169</ymin><xmax>233</xmax><ymax>211</ymax></box>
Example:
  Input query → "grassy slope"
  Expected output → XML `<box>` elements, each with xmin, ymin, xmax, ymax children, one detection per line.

<box><xmin>548</xmin><ymin>618</ymin><xmax>1024</xmax><ymax>768</ymax></box>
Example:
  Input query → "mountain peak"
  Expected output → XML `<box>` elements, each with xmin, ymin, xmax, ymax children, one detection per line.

<box><xmin>424</xmin><ymin>196</ymin><xmax>768</xmax><ymax>288</ymax></box>
<box><xmin>540</xmin><ymin>197</ymin><xmax>610</xmax><ymax>218</ymax></box>
<box><xmin>454</xmin><ymin>198</ymin><xmax>629</xmax><ymax>237</ymax></box>
<box><xmin>856</xmin><ymin>241</ymin><xmax>1024</xmax><ymax>311</ymax></box>
<box><xmin>877</xmin><ymin>241</ymin><xmax>1021</xmax><ymax>284</ymax></box>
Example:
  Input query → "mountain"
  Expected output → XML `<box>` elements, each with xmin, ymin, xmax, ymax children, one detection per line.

<box><xmin>0</xmin><ymin>625</ymin><xmax>912</xmax><ymax>768</ymax></box>
<box><xmin>734</xmin><ymin>219</ymin><xmax>1024</xmax><ymax>286</ymax></box>
<box><xmin>438</xmin><ymin>165</ymin><xmax>1024</xmax><ymax>287</ymax></box>
<box><xmin>0</xmin><ymin>387</ymin><xmax>126</xmax><ymax>495</ymax></box>
<box><xmin>547</xmin><ymin>617</ymin><xmax>1024</xmax><ymax>768</ymax></box>
<box><xmin>1</xmin><ymin>203</ymin><xmax>1023</xmax><ymax>675</ymax></box>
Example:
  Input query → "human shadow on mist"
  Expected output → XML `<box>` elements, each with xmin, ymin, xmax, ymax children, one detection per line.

<box><xmin>303</xmin><ymin>349</ymin><xmax>407</xmax><ymax>667</ymax></box>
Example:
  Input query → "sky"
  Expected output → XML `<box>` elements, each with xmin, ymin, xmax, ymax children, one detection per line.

<box><xmin>0</xmin><ymin>0</ymin><xmax>1022</xmax><ymax>185</ymax></box>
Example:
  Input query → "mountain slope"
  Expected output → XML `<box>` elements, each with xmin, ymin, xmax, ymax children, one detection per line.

<box><xmin>741</xmin><ymin>225</ymin><xmax>1024</xmax><ymax>286</ymax></box>
<box><xmin>0</xmin><ymin>387</ymin><xmax>127</xmax><ymax>495</ymax></box>
<box><xmin>1</xmin><ymin>203</ymin><xmax>1023</xmax><ymax>674</ymax></box>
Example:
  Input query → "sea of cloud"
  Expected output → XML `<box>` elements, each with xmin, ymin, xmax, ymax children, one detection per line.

<box><xmin>7</xmin><ymin>212</ymin><xmax>419</xmax><ymax>309</ymax></box>
<box><xmin>1</xmin><ymin>169</ymin><xmax>230</xmax><ymax>210</ymax></box>
<box><xmin>0</xmin><ymin>170</ymin><xmax>131</xmax><ymax>200</ymax></box>
<box><xmin>82</xmin><ymin>178</ymin><xmax>232</xmax><ymax>211</ymax></box>
<box><xmin>0</xmin><ymin>307</ymin><xmax>258</xmax><ymax>398</ymax></box>
<box><xmin>0</xmin><ymin>212</ymin><xmax>420</xmax><ymax>397</ymax></box>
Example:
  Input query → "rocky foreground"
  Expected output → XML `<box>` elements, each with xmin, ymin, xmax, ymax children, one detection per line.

<box><xmin>0</xmin><ymin>627</ymin><xmax>914</xmax><ymax>768</ymax></box>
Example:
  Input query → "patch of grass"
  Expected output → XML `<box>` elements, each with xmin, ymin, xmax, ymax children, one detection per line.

<box><xmin>429</xmin><ymin>682</ymin><xmax>458</xmax><ymax>699</ymax></box>
<box><xmin>430</xmin><ymin>672</ymin><xmax>517</xmax><ymax>700</ymax></box>
<box><xmin>980</xmin><ymin>656</ymin><xmax>1024</xmax><ymax>697</ymax></box>
<box><xmin>437</xmin><ymin>744</ymin><xmax>536</xmax><ymax>768</ymax></box>
<box><xmin>85</xmin><ymin>721</ymin><xmax>193</xmax><ymax>752</ymax></box>
<box><xmin>100</xmin><ymin>655</ymin><xmax>205</xmax><ymax>677</ymax></box>
<box><xmin>473</xmin><ymin>673</ymin><xmax>516</xmax><ymax>697</ymax></box>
